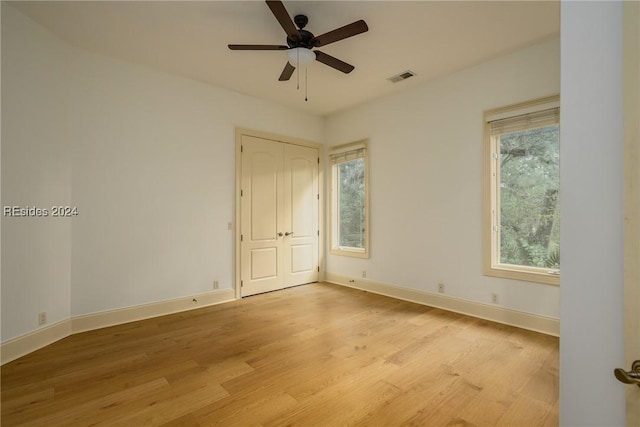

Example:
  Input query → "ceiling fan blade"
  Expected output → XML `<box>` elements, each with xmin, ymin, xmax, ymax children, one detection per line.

<box><xmin>311</xmin><ymin>20</ymin><xmax>368</xmax><ymax>47</ymax></box>
<box><xmin>315</xmin><ymin>51</ymin><xmax>355</xmax><ymax>74</ymax></box>
<box><xmin>228</xmin><ymin>44</ymin><xmax>289</xmax><ymax>50</ymax></box>
<box><xmin>266</xmin><ymin>1</ymin><xmax>300</xmax><ymax>42</ymax></box>
<box><xmin>279</xmin><ymin>62</ymin><xmax>296</xmax><ymax>81</ymax></box>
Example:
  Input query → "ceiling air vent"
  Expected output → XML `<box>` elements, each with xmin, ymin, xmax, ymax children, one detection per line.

<box><xmin>387</xmin><ymin>70</ymin><xmax>416</xmax><ymax>83</ymax></box>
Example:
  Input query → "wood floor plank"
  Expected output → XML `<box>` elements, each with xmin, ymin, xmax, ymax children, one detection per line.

<box><xmin>496</xmin><ymin>394</ymin><xmax>554</xmax><ymax>427</ymax></box>
<box><xmin>11</xmin><ymin>378</ymin><xmax>170</xmax><ymax>427</ymax></box>
<box><xmin>455</xmin><ymin>382</ymin><xmax>516</xmax><ymax>427</ymax></box>
<box><xmin>266</xmin><ymin>376</ymin><xmax>403</xmax><ymax>427</ymax></box>
<box><xmin>402</xmin><ymin>376</ymin><xmax>484</xmax><ymax>426</ymax></box>
<box><xmin>104</xmin><ymin>383</ymin><xmax>229</xmax><ymax>427</ymax></box>
<box><xmin>194</xmin><ymin>392</ymin><xmax>299</xmax><ymax>426</ymax></box>
<box><xmin>353</xmin><ymin>364</ymin><xmax>464</xmax><ymax>426</ymax></box>
<box><xmin>521</xmin><ymin>358</ymin><xmax>559</xmax><ymax>405</ymax></box>
<box><xmin>1</xmin><ymin>282</ymin><xmax>558</xmax><ymax>426</ymax></box>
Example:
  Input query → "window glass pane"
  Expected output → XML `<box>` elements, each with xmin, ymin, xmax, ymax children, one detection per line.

<box><xmin>499</xmin><ymin>125</ymin><xmax>560</xmax><ymax>269</ymax></box>
<box><xmin>338</xmin><ymin>158</ymin><xmax>365</xmax><ymax>248</ymax></box>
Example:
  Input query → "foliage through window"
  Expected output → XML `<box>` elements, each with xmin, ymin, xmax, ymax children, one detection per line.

<box><xmin>338</xmin><ymin>159</ymin><xmax>365</xmax><ymax>248</ymax></box>
<box><xmin>330</xmin><ymin>141</ymin><xmax>369</xmax><ymax>258</ymax></box>
<box><xmin>484</xmin><ymin>96</ymin><xmax>560</xmax><ymax>285</ymax></box>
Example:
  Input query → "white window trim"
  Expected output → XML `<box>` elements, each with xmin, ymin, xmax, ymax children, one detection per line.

<box><xmin>329</xmin><ymin>140</ymin><xmax>370</xmax><ymax>258</ymax></box>
<box><xmin>483</xmin><ymin>95</ymin><xmax>560</xmax><ymax>286</ymax></box>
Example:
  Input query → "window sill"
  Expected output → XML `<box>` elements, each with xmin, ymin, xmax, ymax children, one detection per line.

<box><xmin>484</xmin><ymin>265</ymin><xmax>560</xmax><ymax>286</ymax></box>
<box><xmin>330</xmin><ymin>247</ymin><xmax>369</xmax><ymax>259</ymax></box>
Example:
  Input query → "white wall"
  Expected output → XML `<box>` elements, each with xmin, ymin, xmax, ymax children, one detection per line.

<box><xmin>67</xmin><ymin>44</ymin><xmax>323</xmax><ymax>317</ymax></box>
<box><xmin>1</xmin><ymin>5</ymin><xmax>323</xmax><ymax>341</ymax></box>
<box><xmin>325</xmin><ymin>38</ymin><xmax>560</xmax><ymax>318</ymax></box>
<box><xmin>560</xmin><ymin>2</ymin><xmax>625</xmax><ymax>425</ymax></box>
<box><xmin>1</xmin><ymin>4</ymin><xmax>73</xmax><ymax>341</ymax></box>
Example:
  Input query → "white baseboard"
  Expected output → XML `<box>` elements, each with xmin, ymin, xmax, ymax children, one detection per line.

<box><xmin>1</xmin><ymin>289</ymin><xmax>236</xmax><ymax>365</ymax></box>
<box><xmin>0</xmin><ymin>319</ymin><xmax>72</xmax><ymax>366</ymax></box>
<box><xmin>325</xmin><ymin>273</ymin><xmax>559</xmax><ymax>337</ymax></box>
<box><xmin>71</xmin><ymin>289</ymin><xmax>235</xmax><ymax>333</ymax></box>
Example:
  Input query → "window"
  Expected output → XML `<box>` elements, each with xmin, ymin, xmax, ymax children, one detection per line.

<box><xmin>329</xmin><ymin>141</ymin><xmax>369</xmax><ymax>258</ymax></box>
<box><xmin>484</xmin><ymin>96</ymin><xmax>560</xmax><ymax>285</ymax></box>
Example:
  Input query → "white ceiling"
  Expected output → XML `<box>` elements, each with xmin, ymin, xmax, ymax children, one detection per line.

<box><xmin>10</xmin><ymin>1</ymin><xmax>560</xmax><ymax>116</ymax></box>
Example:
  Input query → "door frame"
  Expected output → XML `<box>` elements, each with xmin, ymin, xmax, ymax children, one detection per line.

<box><xmin>623</xmin><ymin>1</ymin><xmax>639</xmax><ymax>424</ymax></box>
<box><xmin>234</xmin><ymin>128</ymin><xmax>324</xmax><ymax>300</ymax></box>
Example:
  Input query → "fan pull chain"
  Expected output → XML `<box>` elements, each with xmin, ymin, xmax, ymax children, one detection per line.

<box><xmin>305</xmin><ymin>68</ymin><xmax>308</xmax><ymax>102</ymax></box>
<box><xmin>296</xmin><ymin>49</ymin><xmax>300</xmax><ymax>90</ymax></box>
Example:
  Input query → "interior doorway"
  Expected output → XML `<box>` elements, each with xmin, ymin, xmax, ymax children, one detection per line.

<box><xmin>235</xmin><ymin>129</ymin><xmax>322</xmax><ymax>297</ymax></box>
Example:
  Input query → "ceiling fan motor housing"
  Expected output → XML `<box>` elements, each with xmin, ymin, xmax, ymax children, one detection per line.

<box><xmin>287</xmin><ymin>15</ymin><xmax>315</xmax><ymax>48</ymax></box>
<box><xmin>294</xmin><ymin>14</ymin><xmax>308</xmax><ymax>29</ymax></box>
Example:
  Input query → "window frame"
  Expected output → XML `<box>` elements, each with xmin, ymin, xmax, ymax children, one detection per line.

<box><xmin>483</xmin><ymin>95</ymin><xmax>560</xmax><ymax>286</ymax></box>
<box><xmin>329</xmin><ymin>140</ymin><xmax>370</xmax><ymax>258</ymax></box>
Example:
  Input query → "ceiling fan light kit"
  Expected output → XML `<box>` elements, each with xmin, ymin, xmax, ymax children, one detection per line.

<box><xmin>228</xmin><ymin>0</ymin><xmax>368</xmax><ymax>101</ymax></box>
<box><xmin>288</xmin><ymin>47</ymin><xmax>315</xmax><ymax>67</ymax></box>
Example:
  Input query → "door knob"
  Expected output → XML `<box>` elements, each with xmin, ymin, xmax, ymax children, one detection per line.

<box><xmin>285</xmin><ymin>232</ymin><xmax>294</xmax><ymax>236</ymax></box>
<box><xmin>277</xmin><ymin>232</ymin><xmax>284</xmax><ymax>237</ymax></box>
<box><xmin>614</xmin><ymin>360</ymin><xmax>640</xmax><ymax>387</ymax></box>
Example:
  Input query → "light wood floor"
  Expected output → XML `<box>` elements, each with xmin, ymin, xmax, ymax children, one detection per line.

<box><xmin>1</xmin><ymin>282</ymin><xmax>559</xmax><ymax>426</ymax></box>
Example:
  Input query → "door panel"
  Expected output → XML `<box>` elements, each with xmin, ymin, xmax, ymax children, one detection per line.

<box><xmin>240</xmin><ymin>135</ymin><xmax>319</xmax><ymax>297</ymax></box>
<box><xmin>284</xmin><ymin>144</ymin><xmax>319</xmax><ymax>287</ymax></box>
<box><xmin>241</xmin><ymin>136</ymin><xmax>283</xmax><ymax>296</ymax></box>
<box><xmin>291</xmin><ymin>244</ymin><xmax>313</xmax><ymax>273</ymax></box>
<box><xmin>291</xmin><ymin>158</ymin><xmax>315</xmax><ymax>236</ymax></box>
<box><xmin>250</xmin><ymin>152</ymin><xmax>280</xmax><ymax>241</ymax></box>
<box><xmin>250</xmin><ymin>248</ymin><xmax>278</xmax><ymax>280</ymax></box>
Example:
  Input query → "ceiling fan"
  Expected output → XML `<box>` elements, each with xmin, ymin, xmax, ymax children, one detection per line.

<box><xmin>228</xmin><ymin>0</ymin><xmax>368</xmax><ymax>82</ymax></box>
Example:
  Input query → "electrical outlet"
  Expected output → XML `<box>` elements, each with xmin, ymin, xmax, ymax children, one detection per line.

<box><xmin>438</xmin><ymin>283</ymin><xmax>445</xmax><ymax>293</ymax></box>
<box><xmin>38</xmin><ymin>312</ymin><xmax>47</xmax><ymax>325</ymax></box>
<box><xmin>213</xmin><ymin>280</ymin><xmax>219</xmax><ymax>289</ymax></box>
<box><xmin>491</xmin><ymin>293</ymin><xmax>499</xmax><ymax>304</ymax></box>
<box><xmin>361</xmin><ymin>270</ymin><xmax>366</xmax><ymax>278</ymax></box>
